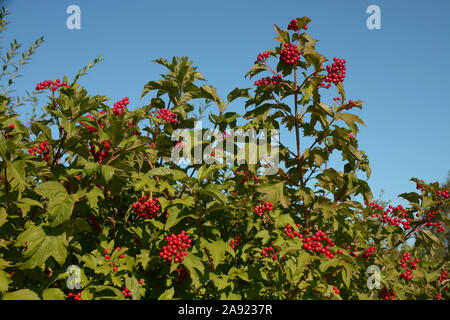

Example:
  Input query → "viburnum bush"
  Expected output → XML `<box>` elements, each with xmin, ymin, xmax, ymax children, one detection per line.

<box><xmin>0</xmin><ymin>9</ymin><xmax>449</xmax><ymax>300</ymax></box>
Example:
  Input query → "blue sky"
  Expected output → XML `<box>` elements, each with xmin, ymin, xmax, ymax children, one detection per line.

<box><xmin>2</xmin><ymin>0</ymin><xmax>450</xmax><ymax>205</ymax></box>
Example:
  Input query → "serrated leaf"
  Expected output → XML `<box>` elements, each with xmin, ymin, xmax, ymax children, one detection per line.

<box><xmin>204</xmin><ymin>240</ymin><xmax>233</xmax><ymax>267</ymax></box>
<box><xmin>257</xmin><ymin>181</ymin><xmax>289</xmax><ymax>208</ymax></box>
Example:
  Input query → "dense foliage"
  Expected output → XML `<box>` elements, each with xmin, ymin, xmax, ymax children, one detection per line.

<box><xmin>0</xmin><ymin>9</ymin><xmax>448</xmax><ymax>300</ymax></box>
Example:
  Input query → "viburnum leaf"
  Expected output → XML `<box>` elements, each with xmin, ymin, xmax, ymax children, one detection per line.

<box><xmin>257</xmin><ymin>181</ymin><xmax>290</xmax><ymax>208</ymax></box>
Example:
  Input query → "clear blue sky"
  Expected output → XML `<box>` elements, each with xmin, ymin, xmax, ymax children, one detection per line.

<box><xmin>3</xmin><ymin>0</ymin><xmax>450</xmax><ymax>205</ymax></box>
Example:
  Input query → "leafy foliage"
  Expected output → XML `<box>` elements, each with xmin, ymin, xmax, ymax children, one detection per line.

<box><xmin>0</xmin><ymin>8</ymin><xmax>448</xmax><ymax>300</ymax></box>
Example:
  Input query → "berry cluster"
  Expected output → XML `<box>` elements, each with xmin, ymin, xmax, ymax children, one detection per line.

<box><xmin>435</xmin><ymin>292</ymin><xmax>442</xmax><ymax>300</ymax></box>
<box><xmin>253</xmin><ymin>202</ymin><xmax>274</xmax><ymax>217</ymax></box>
<box><xmin>399</xmin><ymin>253</ymin><xmax>419</xmax><ymax>280</ymax></box>
<box><xmin>424</xmin><ymin>211</ymin><xmax>445</xmax><ymax>232</ymax></box>
<box><xmin>255</xmin><ymin>51</ymin><xmax>270</xmax><ymax>63</ymax></box>
<box><xmin>416</xmin><ymin>180</ymin><xmax>450</xmax><ymax>199</ymax></box>
<box><xmin>159</xmin><ymin>231</ymin><xmax>191</xmax><ymax>263</ymax></box>
<box><xmin>103</xmin><ymin>247</ymin><xmax>125</xmax><ymax>271</ymax></box>
<box><xmin>362</xmin><ymin>246</ymin><xmax>375</xmax><ymax>260</ymax></box>
<box><xmin>301</xmin><ymin>229</ymin><xmax>336</xmax><ymax>259</ymax></box>
<box><xmin>261</xmin><ymin>245</ymin><xmax>278</xmax><ymax>260</ymax></box>
<box><xmin>28</xmin><ymin>141</ymin><xmax>51</xmax><ymax>161</ymax></box>
<box><xmin>287</xmin><ymin>19</ymin><xmax>308</xmax><ymax>31</ymax></box>
<box><xmin>280</xmin><ymin>43</ymin><xmax>301</xmax><ymax>65</ymax></box>
<box><xmin>346</xmin><ymin>245</ymin><xmax>359</xmax><ymax>258</ymax></box>
<box><xmin>80</xmin><ymin>114</ymin><xmax>100</xmax><ymax>133</ymax></box>
<box><xmin>283</xmin><ymin>223</ymin><xmax>303</xmax><ymax>238</ymax></box>
<box><xmin>343</xmin><ymin>100</ymin><xmax>357</xmax><ymax>110</ymax></box>
<box><xmin>380</xmin><ymin>287</ymin><xmax>397</xmax><ymax>300</ymax></box>
<box><xmin>154</xmin><ymin>109</ymin><xmax>178</xmax><ymax>123</ymax></box>
<box><xmin>333</xmin><ymin>286</ymin><xmax>340</xmax><ymax>295</ymax></box>
<box><xmin>67</xmin><ymin>291</ymin><xmax>83</xmax><ymax>300</ymax></box>
<box><xmin>89</xmin><ymin>139</ymin><xmax>111</xmax><ymax>164</ymax></box>
<box><xmin>132</xmin><ymin>196</ymin><xmax>160</xmax><ymax>219</ymax></box>
<box><xmin>113</xmin><ymin>97</ymin><xmax>129</xmax><ymax>116</ymax></box>
<box><xmin>283</xmin><ymin>225</ymin><xmax>340</xmax><ymax>258</ymax></box>
<box><xmin>415</xmin><ymin>180</ymin><xmax>426</xmax><ymax>190</ymax></box>
<box><xmin>230</xmin><ymin>236</ymin><xmax>241</xmax><ymax>250</ymax></box>
<box><xmin>236</xmin><ymin>170</ymin><xmax>259</xmax><ymax>184</ymax></box>
<box><xmin>318</xmin><ymin>82</ymin><xmax>332</xmax><ymax>89</ymax></box>
<box><xmin>127</xmin><ymin>121</ymin><xmax>141</xmax><ymax>136</ymax></box>
<box><xmin>325</xmin><ymin>58</ymin><xmax>346</xmax><ymax>84</ymax></box>
<box><xmin>436</xmin><ymin>189</ymin><xmax>450</xmax><ymax>199</ymax></box>
<box><xmin>122</xmin><ymin>287</ymin><xmax>132</xmax><ymax>298</ymax></box>
<box><xmin>35</xmin><ymin>79</ymin><xmax>68</xmax><ymax>92</ymax></box>
<box><xmin>439</xmin><ymin>270</ymin><xmax>448</xmax><ymax>283</ymax></box>
<box><xmin>254</xmin><ymin>74</ymin><xmax>283</xmax><ymax>87</ymax></box>
<box><xmin>369</xmin><ymin>202</ymin><xmax>412</xmax><ymax>230</ymax></box>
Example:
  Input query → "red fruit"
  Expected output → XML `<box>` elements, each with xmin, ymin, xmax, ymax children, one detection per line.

<box><xmin>9</xmin><ymin>124</ymin><xmax>14</xmax><ymax>129</ymax></box>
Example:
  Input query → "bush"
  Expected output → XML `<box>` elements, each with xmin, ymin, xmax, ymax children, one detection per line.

<box><xmin>0</xmin><ymin>10</ymin><xmax>448</xmax><ymax>300</ymax></box>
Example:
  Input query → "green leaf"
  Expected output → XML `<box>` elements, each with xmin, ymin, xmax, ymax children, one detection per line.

<box><xmin>204</xmin><ymin>240</ymin><xmax>233</xmax><ymax>267</ymax></box>
<box><xmin>227</xmin><ymin>88</ymin><xmax>251</xmax><ymax>104</ymax></box>
<box><xmin>421</xmin><ymin>229</ymin><xmax>443</xmax><ymax>247</ymax></box>
<box><xmin>199</xmin><ymin>85</ymin><xmax>221</xmax><ymax>104</ymax></box>
<box><xmin>0</xmin><ymin>270</ymin><xmax>11</xmax><ymax>293</ymax></box>
<box><xmin>47</xmin><ymin>198</ymin><xmax>75</xmax><ymax>227</ymax></box>
<box><xmin>165</xmin><ymin>206</ymin><xmax>183</xmax><ymax>230</ymax></box>
<box><xmin>84</xmin><ymin>162</ymin><xmax>99</xmax><ymax>176</ymax></box>
<box><xmin>316</xmin><ymin>102</ymin><xmax>334</xmax><ymax>117</ymax></box>
<box><xmin>86</xmin><ymin>186</ymin><xmax>104</xmax><ymax>209</ymax></box>
<box><xmin>182</xmin><ymin>254</ymin><xmax>204</xmax><ymax>289</ymax></box>
<box><xmin>421</xmin><ymin>195</ymin><xmax>436</xmax><ymax>209</ymax></box>
<box><xmin>319</xmin><ymin>257</ymin><xmax>339</xmax><ymax>272</ymax></box>
<box><xmin>100</xmin><ymin>165</ymin><xmax>115</xmax><ymax>183</ymax></box>
<box><xmin>199</xmin><ymin>184</ymin><xmax>227</xmax><ymax>206</ymax></box>
<box><xmin>35</xmin><ymin>181</ymin><xmax>68</xmax><ymax>200</ymax></box>
<box><xmin>398</xmin><ymin>192</ymin><xmax>420</xmax><ymax>204</ymax></box>
<box><xmin>89</xmin><ymin>285</ymin><xmax>125</xmax><ymax>300</ymax></box>
<box><xmin>2</xmin><ymin>289</ymin><xmax>40</xmax><ymax>300</ymax></box>
<box><xmin>42</xmin><ymin>288</ymin><xmax>65</xmax><ymax>300</ymax></box>
<box><xmin>158</xmin><ymin>287</ymin><xmax>175</xmax><ymax>300</ymax></box>
<box><xmin>336</xmin><ymin>112</ymin><xmax>366</xmax><ymax>132</ymax></box>
<box><xmin>18</xmin><ymin>228</ymin><xmax>68</xmax><ymax>269</ymax></box>
<box><xmin>6</xmin><ymin>160</ymin><xmax>26</xmax><ymax>192</ymax></box>
<box><xmin>197</xmin><ymin>163</ymin><xmax>223</xmax><ymax>182</ymax></box>
<box><xmin>0</xmin><ymin>207</ymin><xmax>7</xmax><ymax>228</ymax></box>
<box><xmin>148</xmin><ymin>167</ymin><xmax>174</xmax><ymax>177</ymax></box>
<box><xmin>257</xmin><ymin>182</ymin><xmax>289</xmax><ymax>208</ymax></box>
<box><xmin>274</xmin><ymin>24</ymin><xmax>290</xmax><ymax>44</ymax></box>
